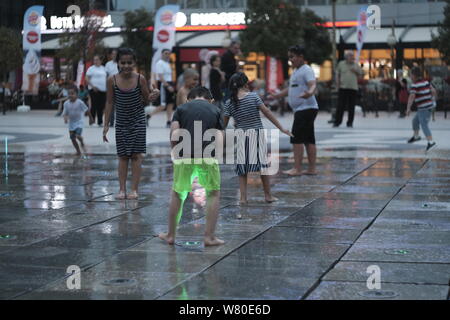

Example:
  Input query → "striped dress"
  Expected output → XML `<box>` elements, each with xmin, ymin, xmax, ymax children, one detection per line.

<box><xmin>113</xmin><ymin>75</ymin><xmax>146</xmax><ymax>157</ymax></box>
<box><xmin>223</xmin><ymin>92</ymin><xmax>269</xmax><ymax>176</ymax></box>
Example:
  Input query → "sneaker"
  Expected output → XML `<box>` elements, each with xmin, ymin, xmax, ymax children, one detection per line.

<box><xmin>166</xmin><ymin>121</ymin><xmax>171</xmax><ymax>128</ymax></box>
<box><xmin>407</xmin><ymin>136</ymin><xmax>421</xmax><ymax>143</ymax></box>
<box><xmin>347</xmin><ymin>124</ymin><xmax>353</xmax><ymax>128</ymax></box>
<box><xmin>426</xmin><ymin>142</ymin><xmax>436</xmax><ymax>151</ymax></box>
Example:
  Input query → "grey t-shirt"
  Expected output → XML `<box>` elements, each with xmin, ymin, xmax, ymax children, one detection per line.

<box><xmin>288</xmin><ymin>64</ymin><xmax>318</xmax><ymax>112</ymax></box>
<box><xmin>172</xmin><ymin>99</ymin><xmax>224</xmax><ymax>158</ymax></box>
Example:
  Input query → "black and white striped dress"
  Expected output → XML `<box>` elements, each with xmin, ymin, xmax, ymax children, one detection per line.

<box><xmin>223</xmin><ymin>92</ymin><xmax>269</xmax><ymax>176</ymax></box>
<box><xmin>113</xmin><ymin>75</ymin><xmax>146</xmax><ymax>157</ymax></box>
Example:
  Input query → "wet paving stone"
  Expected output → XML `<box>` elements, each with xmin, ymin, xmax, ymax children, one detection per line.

<box><xmin>370</xmin><ymin>216</ymin><xmax>450</xmax><ymax>231</ymax></box>
<box><xmin>355</xmin><ymin>229</ymin><xmax>450</xmax><ymax>246</ymax></box>
<box><xmin>17</xmin><ymin>270</ymin><xmax>192</xmax><ymax>300</ymax></box>
<box><xmin>307</xmin><ymin>199</ymin><xmax>389</xmax><ymax>210</ymax></box>
<box><xmin>342</xmin><ymin>244</ymin><xmax>450</xmax><ymax>264</ymax></box>
<box><xmin>0</xmin><ymin>263</ymin><xmax>67</xmax><ymax>300</ymax></box>
<box><xmin>176</xmin><ymin>223</ymin><xmax>268</xmax><ymax>241</ymax></box>
<box><xmin>259</xmin><ymin>226</ymin><xmax>361</xmax><ymax>245</ymax></box>
<box><xmin>278</xmin><ymin>214</ymin><xmax>373</xmax><ymax>230</ymax></box>
<box><xmin>385</xmin><ymin>200</ymin><xmax>450</xmax><ymax>211</ymax></box>
<box><xmin>306</xmin><ymin>281</ymin><xmax>448</xmax><ymax>300</ymax></box>
<box><xmin>323</xmin><ymin>261</ymin><xmax>450</xmax><ymax>285</ymax></box>
<box><xmin>321</xmin><ymin>192</ymin><xmax>394</xmax><ymax>201</ymax></box>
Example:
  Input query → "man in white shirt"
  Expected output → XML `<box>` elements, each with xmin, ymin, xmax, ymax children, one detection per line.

<box><xmin>86</xmin><ymin>54</ymin><xmax>107</xmax><ymax>126</ymax></box>
<box><xmin>271</xmin><ymin>45</ymin><xmax>319</xmax><ymax>176</ymax></box>
<box><xmin>148</xmin><ymin>49</ymin><xmax>176</xmax><ymax>128</ymax></box>
<box><xmin>105</xmin><ymin>49</ymin><xmax>119</xmax><ymax>126</ymax></box>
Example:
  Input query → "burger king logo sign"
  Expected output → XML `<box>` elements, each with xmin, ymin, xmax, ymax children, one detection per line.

<box><xmin>26</xmin><ymin>31</ymin><xmax>39</xmax><ymax>44</ymax></box>
<box><xmin>157</xmin><ymin>30</ymin><xmax>170</xmax><ymax>43</ymax></box>
<box><xmin>28</xmin><ymin>11</ymin><xmax>40</xmax><ymax>26</ymax></box>
<box><xmin>160</xmin><ymin>11</ymin><xmax>174</xmax><ymax>25</ymax></box>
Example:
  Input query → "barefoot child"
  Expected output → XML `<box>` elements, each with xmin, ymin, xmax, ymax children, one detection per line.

<box><xmin>223</xmin><ymin>72</ymin><xmax>293</xmax><ymax>205</ymax></box>
<box><xmin>62</xmin><ymin>85</ymin><xmax>94</xmax><ymax>156</ymax></box>
<box><xmin>103</xmin><ymin>47</ymin><xmax>160</xmax><ymax>200</ymax></box>
<box><xmin>176</xmin><ymin>68</ymin><xmax>199</xmax><ymax>107</ymax></box>
<box><xmin>159</xmin><ymin>87</ymin><xmax>225</xmax><ymax>246</ymax></box>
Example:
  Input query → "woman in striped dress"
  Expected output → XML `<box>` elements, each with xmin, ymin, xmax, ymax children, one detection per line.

<box><xmin>223</xmin><ymin>72</ymin><xmax>293</xmax><ymax>205</ymax></box>
<box><xmin>103</xmin><ymin>48</ymin><xmax>160</xmax><ymax>200</ymax></box>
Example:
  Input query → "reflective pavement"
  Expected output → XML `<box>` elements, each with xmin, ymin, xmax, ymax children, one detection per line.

<box><xmin>1</xmin><ymin>148</ymin><xmax>449</xmax><ymax>300</ymax></box>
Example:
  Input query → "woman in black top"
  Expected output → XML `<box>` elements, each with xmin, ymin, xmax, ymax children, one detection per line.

<box><xmin>209</xmin><ymin>55</ymin><xmax>225</xmax><ymax>108</ymax></box>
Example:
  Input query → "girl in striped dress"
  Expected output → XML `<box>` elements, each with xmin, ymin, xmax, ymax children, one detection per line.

<box><xmin>103</xmin><ymin>48</ymin><xmax>160</xmax><ymax>200</ymax></box>
<box><xmin>223</xmin><ymin>72</ymin><xmax>293</xmax><ymax>205</ymax></box>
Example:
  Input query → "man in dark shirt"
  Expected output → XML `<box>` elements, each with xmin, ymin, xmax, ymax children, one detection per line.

<box><xmin>159</xmin><ymin>87</ymin><xmax>225</xmax><ymax>247</ymax></box>
<box><xmin>221</xmin><ymin>41</ymin><xmax>241</xmax><ymax>101</ymax></box>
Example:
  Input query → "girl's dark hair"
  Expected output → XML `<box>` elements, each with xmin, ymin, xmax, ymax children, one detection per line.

<box><xmin>229</xmin><ymin>72</ymin><xmax>248</xmax><ymax>107</ymax></box>
<box><xmin>116</xmin><ymin>47</ymin><xmax>137</xmax><ymax>63</ymax></box>
<box><xmin>187</xmin><ymin>86</ymin><xmax>213</xmax><ymax>101</ymax></box>
<box><xmin>209</xmin><ymin>54</ymin><xmax>219</xmax><ymax>66</ymax></box>
<box><xmin>288</xmin><ymin>45</ymin><xmax>306</xmax><ymax>57</ymax></box>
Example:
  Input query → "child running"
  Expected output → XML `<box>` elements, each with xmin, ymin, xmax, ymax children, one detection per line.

<box><xmin>159</xmin><ymin>87</ymin><xmax>224</xmax><ymax>246</ymax></box>
<box><xmin>176</xmin><ymin>68</ymin><xmax>199</xmax><ymax>107</ymax></box>
<box><xmin>223</xmin><ymin>72</ymin><xmax>293</xmax><ymax>205</ymax></box>
<box><xmin>406</xmin><ymin>66</ymin><xmax>437</xmax><ymax>151</ymax></box>
<box><xmin>103</xmin><ymin>47</ymin><xmax>160</xmax><ymax>200</ymax></box>
<box><xmin>62</xmin><ymin>85</ymin><xmax>94</xmax><ymax>156</ymax></box>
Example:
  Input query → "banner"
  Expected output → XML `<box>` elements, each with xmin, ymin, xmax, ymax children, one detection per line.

<box><xmin>22</xmin><ymin>5</ymin><xmax>44</xmax><ymax>95</ymax></box>
<box><xmin>266</xmin><ymin>57</ymin><xmax>284</xmax><ymax>93</ymax></box>
<box><xmin>151</xmin><ymin>5</ymin><xmax>180</xmax><ymax>78</ymax></box>
<box><xmin>355</xmin><ymin>7</ymin><xmax>368</xmax><ymax>63</ymax></box>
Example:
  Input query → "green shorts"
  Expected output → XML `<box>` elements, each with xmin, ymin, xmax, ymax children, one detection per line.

<box><xmin>172</xmin><ymin>158</ymin><xmax>221</xmax><ymax>193</ymax></box>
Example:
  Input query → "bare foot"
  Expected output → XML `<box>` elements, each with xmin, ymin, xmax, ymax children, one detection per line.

<box><xmin>127</xmin><ymin>191</ymin><xmax>138</xmax><ymax>200</ymax></box>
<box><xmin>204</xmin><ymin>237</ymin><xmax>225</xmax><ymax>246</ymax></box>
<box><xmin>239</xmin><ymin>200</ymin><xmax>247</xmax><ymax>206</ymax></box>
<box><xmin>158</xmin><ymin>232</ymin><xmax>175</xmax><ymax>245</ymax></box>
<box><xmin>236</xmin><ymin>212</ymin><xmax>243</xmax><ymax>219</ymax></box>
<box><xmin>265</xmin><ymin>196</ymin><xmax>279</xmax><ymax>203</ymax></box>
<box><xmin>302</xmin><ymin>171</ymin><xmax>317</xmax><ymax>176</ymax></box>
<box><xmin>114</xmin><ymin>191</ymin><xmax>126</xmax><ymax>200</ymax></box>
<box><xmin>283</xmin><ymin>168</ymin><xmax>302</xmax><ymax>176</ymax></box>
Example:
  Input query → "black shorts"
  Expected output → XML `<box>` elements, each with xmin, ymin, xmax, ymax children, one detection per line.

<box><xmin>291</xmin><ymin>108</ymin><xmax>318</xmax><ymax>145</ymax></box>
<box><xmin>154</xmin><ymin>81</ymin><xmax>175</xmax><ymax>107</ymax></box>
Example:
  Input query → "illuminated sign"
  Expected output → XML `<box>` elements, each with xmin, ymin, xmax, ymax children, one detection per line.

<box><xmin>173</xmin><ymin>12</ymin><xmax>246</xmax><ymax>28</ymax></box>
<box><xmin>40</xmin><ymin>15</ymin><xmax>114</xmax><ymax>31</ymax></box>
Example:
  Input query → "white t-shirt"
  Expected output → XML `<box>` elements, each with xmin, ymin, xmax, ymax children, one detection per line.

<box><xmin>155</xmin><ymin>59</ymin><xmax>172</xmax><ymax>82</ymax></box>
<box><xmin>62</xmin><ymin>99</ymin><xmax>89</xmax><ymax>131</ymax></box>
<box><xmin>288</xmin><ymin>64</ymin><xmax>318</xmax><ymax>112</ymax></box>
<box><xmin>105</xmin><ymin>60</ymin><xmax>119</xmax><ymax>76</ymax></box>
<box><xmin>86</xmin><ymin>65</ymin><xmax>107</xmax><ymax>92</ymax></box>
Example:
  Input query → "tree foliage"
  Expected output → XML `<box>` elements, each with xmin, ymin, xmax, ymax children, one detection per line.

<box><xmin>432</xmin><ymin>0</ymin><xmax>450</xmax><ymax>64</ymax></box>
<box><xmin>122</xmin><ymin>8</ymin><xmax>154</xmax><ymax>79</ymax></box>
<box><xmin>240</xmin><ymin>0</ymin><xmax>332</xmax><ymax>65</ymax></box>
<box><xmin>0</xmin><ymin>27</ymin><xmax>22</xmax><ymax>81</ymax></box>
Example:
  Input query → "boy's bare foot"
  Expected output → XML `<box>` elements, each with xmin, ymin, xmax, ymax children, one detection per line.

<box><xmin>239</xmin><ymin>200</ymin><xmax>247</xmax><ymax>206</ymax></box>
<box><xmin>283</xmin><ymin>168</ymin><xmax>302</xmax><ymax>176</ymax></box>
<box><xmin>204</xmin><ymin>237</ymin><xmax>225</xmax><ymax>246</ymax></box>
<box><xmin>302</xmin><ymin>171</ymin><xmax>317</xmax><ymax>176</ymax></box>
<box><xmin>158</xmin><ymin>233</ymin><xmax>175</xmax><ymax>245</ymax></box>
<box><xmin>127</xmin><ymin>191</ymin><xmax>138</xmax><ymax>200</ymax></box>
<box><xmin>265</xmin><ymin>196</ymin><xmax>279</xmax><ymax>203</ymax></box>
<box><xmin>115</xmin><ymin>192</ymin><xmax>126</xmax><ymax>200</ymax></box>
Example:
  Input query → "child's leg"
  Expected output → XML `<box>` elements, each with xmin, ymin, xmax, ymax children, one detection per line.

<box><xmin>239</xmin><ymin>174</ymin><xmax>248</xmax><ymax>204</ymax></box>
<box><xmin>260</xmin><ymin>175</ymin><xmax>278</xmax><ymax>203</ymax></box>
<box><xmin>70</xmin><ymin>137</ymin><xmax>81</xmax><ymax>155</ymax></box>
<box><xmin>159</xmin><ymin>190</ymin><xmax>185</xmax><ymax>245</ymax></box>
<box><xmin>284</xmin><ymin>144</ymin><xmax>304</xmax><ymax>175</ymax></box>
<box><xmin>117</xmin><ymin>156</ymin><xmax>129</xmax><ymax>198</ymax></box>
<box><xmin>76</xmin><ymin>135</ymin><xmax>85</xmax><ymax>152</ymax></box>
<box><xmin>128</xmin><ymin>153</ymin><xmax>143</xmax><ymax>198</ymax></box>
<box><xmin>204</xmin><ymin>190</ymin><xmax>224</xmax><ymax>246</ymax></box>
<box><xmin>412</xmin><ymin>113</ymin><xmax>420</xmax><ymax>137</ymax></box>
<box><xmin>418</xmin><ymin>109</ymin><xmax>433</xmax><ymax>141</ymax></box>
<box><xmin>304</xmin><ymin>143</ymin><xmax>317</xmax><ymax>175</ymax></box>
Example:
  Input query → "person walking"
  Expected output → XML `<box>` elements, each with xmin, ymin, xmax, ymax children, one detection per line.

<box><xmin>209</xmin><ymin>55</ymin><xmax>225</xmax><ymax>109</ymax></box>
<box><xmin>103</xmin><ymin>48</ymin><xmax>160</xmax><ymax>200</ymax></box>
<box><xmin>406</xmin><ymin>66</ymin><xmax>437</xmax><ymax>152</ymax></box>
<box><xmin>86</xmin><ymin>55</ymin><xmax>107</xmax><ymax>126</ymax></box>
<box><xmin>221</xmin><ymin>41</ymin><xmax>241</xmax><ymax>102</ymax></box>
<box><xmin>334</xmin><ymin>51</ymin><xmax>364</xmax><ymax>128</ymax></box>
<box><xmin>105</xmin><ymin>49</ymin><xmax>119</xmax><ymax>127</ymax></box>
<box><xmin>270</xmin><ymin>45</ymin><xmax>319</xmax><ymax>176</ymax></box>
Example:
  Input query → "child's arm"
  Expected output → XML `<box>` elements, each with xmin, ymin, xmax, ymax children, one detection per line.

<box><xmin>170</xmin><ymin>121</ymin><xmax>181</xmax><ymax>148</ymax></box>
<box><xmin>176</xmin><ymin>88</ymin><xmax>186</xmax><ymax>107</ymax></box>
<box><xmin>260</xmin><ymin>104</ymin><xmax>293</xmax><ymax>137</ymax></box>
<box><xmin>223</xmin><ymin>115</ymin><xmax>230</xmax><ymax>128</ymax></box>
<box><xmin>103</xmin><ymin>77</ymin><xmax>114</xmax><ymax>142</ymax></box>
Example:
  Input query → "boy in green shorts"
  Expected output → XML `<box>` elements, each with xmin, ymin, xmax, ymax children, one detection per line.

<box><xmin>159</xmin><ymin>87</ymin><xmax>225</xmax><ymax>246</ymax></box>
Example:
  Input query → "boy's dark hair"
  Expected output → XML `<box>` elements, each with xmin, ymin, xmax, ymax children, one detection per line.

<box><xmin>187</xmin><ymin>86</ymin><xmax>213</xmax><ymax>101</ymax></box>
<box><xmin>210</xmin><ymin>54</ymin><xmax>220</xmax><ymax>66</ymax></box>
<box><xmin>116</xmin><ymin>47</ymin><xmax>137</xmax><ymax>63</ymax></box>
<box><xmin>67</xmin><ymin>85</ymin><xmax>79</xmax><ymax>93</ymax></box>
<box><xmin>228</xmin><ymin>72</ymin><xmax>249</xmax><ymax>107</ymax></box>
<box><xmin>162</xmin><ymin>48</ymin><xmax>171</xmax><ymax>54</ymax></box>
<box><xmin>411</xmin><ymin>66</ymin><xmax>422</xmax><ymax>79</ymax></box>
<box><xmin>288</xmin><ymin>45</ymin><xmax>306</xmax><ymax>57</ymax></box>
